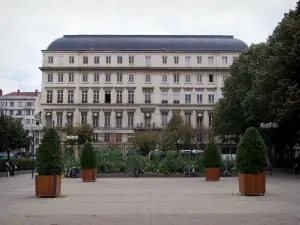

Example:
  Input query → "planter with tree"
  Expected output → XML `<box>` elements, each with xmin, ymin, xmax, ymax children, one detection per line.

<box><xmin>236</xmin><ymin>127</ymin><xmax>268</xmax><ymax>196</ymax></box>
<box><xmin>80</xmin><ymin>141</ymin><xmax>97</xmax><ymax>182</ymax></box>
<box><xmin>203</xmin><ymin>141</ymin><xmax>221</xmax><ymax>181</ymax></box>
<box><xmin>35</xmin><ymin>128</ymin><xmax>64</xmax><ymax>197</ymax></box>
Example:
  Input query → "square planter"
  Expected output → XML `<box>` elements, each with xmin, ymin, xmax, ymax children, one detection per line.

<box><xmin>239</xmin><ymin>173</ymin><xmax>266</xmax><ymax>196</ymax></box>
<box><xmin>205</xmin><ymin>167</ymin><xmax>220</xmax><ymax>181</ymax></box>
<box><xmin>82</xmin><ymin>168</ymin><xmax>97</xmax><ymax>182</ymax></box>
<box><xmin>35</xmin><ymin>175</ymin><xmax>61</xmax><ymax>197</ymax></box>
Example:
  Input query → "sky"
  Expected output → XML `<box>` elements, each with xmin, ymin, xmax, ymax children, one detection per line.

<box><xmin>0</xmin><ymin>0</ymin><xmax>297</xmax><ymax>94</ymax></box>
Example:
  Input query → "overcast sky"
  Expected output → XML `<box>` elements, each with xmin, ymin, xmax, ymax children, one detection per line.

<box><xmin>0</xmin><ymin>0</ymin><xmax>297</xmax><ymax>94</ymax></box>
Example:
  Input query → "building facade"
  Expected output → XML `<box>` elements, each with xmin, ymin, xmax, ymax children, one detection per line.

<box><xmin>39</xmin><ymin>35</ymin><xmax>248</xmax><ymax>145</ymax></box>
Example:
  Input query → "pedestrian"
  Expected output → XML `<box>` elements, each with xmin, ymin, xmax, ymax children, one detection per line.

<box><xmin>5</xmin><ymin>160</ymin><xmax>12</xmax><ymax>177</ymax></box>
<box><xmin>11</xmin><ymin>159</ymin><xmax>17</xmax><ymax>177</ymax></box>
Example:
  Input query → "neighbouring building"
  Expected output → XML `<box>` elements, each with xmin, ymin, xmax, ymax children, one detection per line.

<box><xmin>39</xmin><ymin>35</ymin><xmax>248</xmax><ymax>147</ymax></box>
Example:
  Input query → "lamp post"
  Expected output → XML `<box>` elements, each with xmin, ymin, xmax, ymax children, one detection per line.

<box><xmin>24</xmin><ymin>124</ymin><xmax>43</xmax><ymax>178</ymax></box>
<box><xmin>260</xmin><ymin>122</ymin><xmax>279</xmax><ymax>176</ymax></box>
<box><xmin>66</xmin><ymin>135</ymin><xmax>79</xmax><ymax>160</ymax></box>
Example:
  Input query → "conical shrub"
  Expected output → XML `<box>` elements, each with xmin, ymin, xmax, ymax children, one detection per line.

<box><xmin>36</xmin><ymin>128</ymin><xmax>64</xmax><ymax>175</ymax></box>
<box><xmin>236</xmin><ymin>127</ymin><xmax>268</xmax><ymax>174</ymax></box>
<box><xmin>202</xmin><ymin>141</ymin><xmax>221</xmax><ymax>168</ymax></box>
<box><xmin>80</xmin><ymin>141</ymin><xmax>97</xmax><ymax>169</ymax></box>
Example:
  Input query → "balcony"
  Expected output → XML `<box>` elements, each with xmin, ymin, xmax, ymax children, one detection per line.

<box><xmin>173</xmin><ymin>100</ymin><xmax>180</xmax><ymax>104</ymax></box>
<box><xmin>134</xmin><ymin>122</ymin><xmax>158</xmax><ymax>130</ymax></box>
<box><xmin>161</xmin><ymin>100</ymin><xmax>168</xmax><ymax>104</ymax></box>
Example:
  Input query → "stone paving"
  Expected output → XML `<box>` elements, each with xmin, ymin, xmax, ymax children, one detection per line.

<box><xmin>1</xmin><ymin>174</ymin><xmax>300</xmax><ymax>224</ymax></box>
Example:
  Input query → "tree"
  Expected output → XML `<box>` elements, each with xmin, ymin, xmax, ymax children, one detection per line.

<box><xmin>63</xmin><ymin>123</ymin><xmax>94</xmax><ymax>145</ymax></box>
<box><xmin>236</xmin><ymin>127</ymin><xmax>268</xmax><ymax>174</ymax></box>
<box><xmin>107</xmin><ymin>133</ymin><xmax>120</xmax><ymax>150</ymax></box>
<box><xmin>36</xmin><ymin>128</ymin><xmax>64</xmax><ymax>175</ymax></box>
<box><xmin>202</xmin><ymin>141</ymin><xmax>221</xmax><ymax>168</ymax></box>
<box><xmin>131</xmin><ymin>131</ymin><xmax>159</xmax><ymax>156</ymax></box>
<box><xmin>80</xmin><ymin>141</ymin><xmax>97</xmax><ymax>169</ymax></box>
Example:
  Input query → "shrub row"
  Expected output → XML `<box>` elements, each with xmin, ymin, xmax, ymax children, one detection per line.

<box><xmin>0</xmin><ymin>158</ymin><xmax>35</xmax><ymax>172</ymax></box>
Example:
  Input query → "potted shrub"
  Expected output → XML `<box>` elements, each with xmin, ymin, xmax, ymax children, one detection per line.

<box><xmin>202</xmin><ymin>141</ymin><xmax>221</xmax><ymax>181</ymax></box>
<box><xmin>35</xmin><ymin>128</ymin><xmax>64</xmax><ymax>197</ymax></box>
<box><xmin>236</xmin><ymin>127</ymin><xmax>268</xmax><ymax>196</ymax></box>
<box><xmin>80</xmin><ymin>141</ymin><xmax>97</xmax><ymax>182</ymax></box>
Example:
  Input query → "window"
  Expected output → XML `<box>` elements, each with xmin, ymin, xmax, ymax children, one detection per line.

<box><xmin>197</xmin><ymin>56</ymin><xmax>202</xmax><ymax>64</ymax></box>
<box><xmin>106</xmin><ymin>56</ymin><xmax>111</xmax><ymax>64</ymax></box>
<box><xmin>48</xmin><ymin>56</ymin><xmax>53</xmax><ymax>63</ymax></box>
<box><xmin>116</xmin><ymin>134</ymin><xmax>121</xmax><ymax>142</ymax></box>
<box><xmin>185</xmin><ymin>92</ymin><xmax>191</xmax><ymax>104</ymax></box>
<box><xmin>145</xmin><ymin>116</ymin><xmax>151</xmax><ymax>127</ymax></box>
<box><xmin>128</xmin><ymin>73</ymin><xmax>134</xmax><ymax>82</ymax></box>
<box><xmin>69</xmin><ymin>56</ymin><xmax>74</xmax><ymax>64</ymax></box>
<box><xmin>25</xmin><ymin>102</ymin><xmax>33</xmax><ymax>107</ymax></box>
<box><xmin>46</xmin><ymin>90</ymin><xmax>53</xmax><ymax>103</ymax></box>
<box><xmin>26</xmin><ymin>119</ymin><xmax>31</xmax><ymax>125</ymax></box>
<box><xmin>83</xmin><ymin>56</ymin><xmax>88</xmax><ymax>64</ymax></box>
<box><xmin>162</xmin><ymin>56</ymin><xmax>167</xmax><ymax>64</ymax></box>
<box><xmin>117</xmin><ymin>56</ymin><xmax>123</xmax><ymax>64</ymax></box>
<box><xmin>104</xmin><ymin>134</ymin><xmax>110</xmax><ymax>142</ymax></box>
<box><xmin>82</xmin><ymin>74</ymin><xmax>88</xmax><ymax>82</ymax></box>
<box><xmin>93</xmin><ymin>133</ymin><xmax>99</xmax><ymax>142</ymax></box>
<box><xmin>128</xmin><ymin>90</ymin><xmax>134</xmax><ymax>103</ymax></box>
<box><xmin>144</xmin><ymin>90</ymin><xmax>151</xmax><ymax>103</ymax></box>
<box><xmin>10</xmin><ymin>102</ymin><xmax>14</xmax><ymax>107</ymax></box>
<box><xmin>67</xmin><ymin>112</ymin><xmax>73</xmax><ymax>124</ymax></box>
<box><xmin>185</xmin><ymin>56</ymin><xmax>191</xmax><ymax>64</ymax></box>
<box><xmin>161</xmin><ymin>113</ymin><xmax>168</xmax><ymax>126</ymax></box>
<box><xmin>93</xmin><ymin>90</ymin><xmax>99</xmax><ymax>103</ymax></box>
<box><xmin>128</xmin><ymin>112</ymin><xmax>134</xmax><ymax>127</ymax></box>
<box><xmin>93</xmin><ymin>115</ymin><xmax>99</xmax><ymax>128</ymax></box>
<box><xmin>209</xmin><ymin>114</ymin><xmax>213</xmax><ymax>127</ymax></box>
<box><xmin>209</xmin><ymin>74</ymin><xmax>214</xmax><ymax>83</ymax></box>
<box><xmin>18</xmin><ymin>102</ymin><xmax>22</xmax><ymax>106</ymax></box>
<box><xmin>208</xmin><ymin>56</ymin><xmax>214</xmax><ymax>64</ymax></box>
<box><xmin>57</xmin><ymin>90</ymin><xmax>63</xmax><ymax>103</ymax></box>
<box><xmin>197</xmin><ymin>92</ymin><xmax>203</xmax><ymax>104</ymax></box>
<box><xmin>197</xmin><ymin>114</ymin><xmax>203</xmax><ymax>127</ymax></box>
<box><xmin>57</xmin><ymin>73</ymin><xmax>64</xmax><ymax>82</ymax></box>
<box><xmin>16</xmin><ymin>110</ymin><xmax>22</xmax><ymax>116</ymax></box>
<box><xmin>145</xmin><ymin>56</ymin><xmax>151</xmax><ymax>64</ymax></box>
<box><xmin>185</xmin><ymin>74</ymin><xmax>191</xmax><ymax>83</ymax></box>
<box><xmin>208</xmin><ymin>93</ymin><xmax>215</xmax><ymax>104</ymax></box>
<box><xmin>81</xmin><ymin>112</ymin><xmax>87</xmax><ymax>124</ymax></box>
<box><xmin>105</xmin><ymin>90</ymin><xmax>111</xmax><ymax>103</ymax></box>
<box><xmin>94</xmin><ymin>73</ymin><xmax>99</xmax><ymax>82</ymax></box>
<box><xmin>116</xmin><ymin>91</ymin><xmax>122</xmax><ymax>103</ymax></box>
<box><xmin>173</xmin><ymin>92</ymin><xmax>180</xmax><ymax>103</ymax></box>
<box><xmin>47</xmin><ymin>73</ymin><xmax>53</xmax><ymax>82</ymax></box>
<box><xmin>68</xmin><ymin>90</ymin><xmax>74</xmax><ymax>103</ymax></box>
<box><xmin>94</xmin><ymin>56</ymin><xmax>100</xmax><ymax>64</ymax></box>
<box><xmin>45</xmin><ymin>113</ymin><xmax>52</xmax><ymax>127</ymax></box>
<box><xmin>104</xmin><ymin>112</ymin><xmax>110</xmax><ymax>127</ymax></box>
<box><xmin>68</xmin><ymin>73</ymin><xmax>74</xmax><ymax>82</ymax></box>
<box><xmin>116</xmin><ymin>114</ymin><xmax>122</xmax><ymax>128</ymax></box>
<box><xmin>129</xmin><ymin>56</ymin><xmax>134</xmax><ymax>64</ymax></box>
<box><xmin>223</xmin><ymin>74</ymin><xmax>229</xmax><ymax>81</ymax></box>
<box><xmin>185</xmin><ymin>113</ymin><xmax>191</xmax><ymax>125</ymax></box>
<box><xmin>105</xmin><ymin>73</ymin><xmax>111</xmax><ymax>82</ymax></box>
<box><xmin>56</xmin><ymin>112</ymin><xmax>63</xmax><ymax>127</ymax></box>
<box><xmin>196</xmin><ymin>74</ymin><xmax>202</xmax><ymax>83</ymax></box>
<box><xmin>197</xmin><ymin>133</ymin><xmax>203</xmax><ymax>143</ymax></box>
<box><xmin>161</xmin><ymin>92</ymin><xmax>168</xmax><ymax>102</ymax></box>
<box><xmin>81</xmin><ymin>90</ymin><xmax>88</xmax><ymax>103</ymax></box>
<box><xmin>162</xmin><ymin>73</ymin><xmax>168</xmax><ymax>83</ymax></box>
<box><xmin>173</xmin><ymin>73</ymin><xmax>179</xmax><ymax>83</ymax></box>
<box><xmin>174</xmin><ymin>56</ymin><xmax>179</xmax><ymax>64</ymax></box>
<box><xmin>222</xmin><ymin>56</ymin><xmax>228</xmax><ymax>64</ymax></box>
<box><xmin>145</xmin><ymin>73</ymin><xmax>151</xmax><ymax>83</ymax></box>
<box><xmin>117</xmin><ymin>73</ymin><xmax>123</xmax><ymax>83</ymax></box>
<box><xmin>25</xmin><ymin>109</ymin><xmax>31</xmax><ymax>116</ymax></box>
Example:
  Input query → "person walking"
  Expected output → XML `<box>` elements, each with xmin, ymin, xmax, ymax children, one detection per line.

<box><xmin>5</xmin><ymin>160</ymin><xmax>12</xmax><ymax>177</ymax></box>
<box><xmin>11</xmin><ymin>159</ymin><xmax>17</xmax><ymax>177</ymax></box>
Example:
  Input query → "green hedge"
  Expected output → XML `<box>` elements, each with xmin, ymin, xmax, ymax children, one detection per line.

<box><xmin>0</xmin><ymin>158</ymin><xmax>35</xmax><ymax>172</ymax></box>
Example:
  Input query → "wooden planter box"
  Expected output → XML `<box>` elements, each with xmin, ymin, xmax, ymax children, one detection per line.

<box><xmin>205</xmin><ymin>168</ymin><xmax>220</xmax><ymax>181</ymax></box>
<box><xmin>35</xmin><ymin>175</ymin><xmax>61</xmax><ymax>197</ymax></box>
<box><xmin>239</xmin><ymin>173</ymin><xmax>266</xmax><ymax>196</ymax></box>
<box><xmin>82</xmin><ymin>168</ymin><xmax>97</xmax><ymax>182</ymax></box>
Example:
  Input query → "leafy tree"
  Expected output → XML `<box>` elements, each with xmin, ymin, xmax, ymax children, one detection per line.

<box><xmin>80</xmin><ymin>141</ymin><xmax>97</xmax><ymax>169</ymax></box>
<box><xmin>236</xmin><ymin>127</ymin><xmax>268</xmax><ymax>174</ymax></box>
<box><xmin>202</xmin><ymin>141</ymin><xmax>221</xmax><ymax>168</ymax></box>
<box><xmin>36</xmin><ymin>128</ymin><xmax>64</xmax><ymax>175</ymax></box>
<box><xmin>63</xmin><ymin>123</ymin><xmax>94</xmax><ymax>145</ymax></box>
<box><xmin>131</xmin><ymin>131</ymin><xmax>159</xmax><ymax>156</ymax></box>
<box><xmin>107</xmin><ymin>133</ymin><xmax>120</xmax><ymax>151</ymax></box>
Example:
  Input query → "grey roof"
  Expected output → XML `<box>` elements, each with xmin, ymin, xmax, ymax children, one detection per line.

<box><xmin>45</xmin><ymin>35</ymin><xmax>248</xmax><ymax>52</ymax></box>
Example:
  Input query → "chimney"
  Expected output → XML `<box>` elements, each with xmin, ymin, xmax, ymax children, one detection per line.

<box><xmin>0</xmin><ymin>89</ymin><xmax>2</xmax><ymax>96</ymax></box>
<box><xmin>35</xmin><ymin>89</ymin><xmax>38</xmax><ymax>97</ymax></box>
<box><xmin>17</xmin><ymin>89</ymin><xmax>20</xmax><ymax>96</ymax></box>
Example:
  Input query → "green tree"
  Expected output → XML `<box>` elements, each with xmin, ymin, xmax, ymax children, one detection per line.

<box><xmin>36</xmin><ymin>128</ymin><xmax>64</xmax><ymax>175</ymax></box>
<box><xmin>132</xmin><ymin>131</ymin><xmax>159</xmax><ymax>156</ymax></box>
<box><xmin>63</xmin><ymin>123</ymin><xmax>94</xmax><ymax>145</ymax></box>
<box><xmin>80</xmin><ymin>141</ymin><xmax>97</xmax><ymax>169</ymax></box>
<box><xmin>236</xmin><ymin>127</ymin><xmax>268</xmax><ymax>174</ymax></box>
<box><xmin>202</xmin><ymin>141</ymin><xmax>221</xmax><ymax>168</ymax></box>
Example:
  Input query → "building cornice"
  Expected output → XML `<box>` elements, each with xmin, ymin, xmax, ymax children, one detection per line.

<box><xmin>42</xmin><ymin>50</ymin><xmax>243</xmax><ymax>54</ymax></box>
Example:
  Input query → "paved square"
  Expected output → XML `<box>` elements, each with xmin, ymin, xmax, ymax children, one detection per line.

<box><xmin>1</xmin><ymin>174</ymin><xmax>300</xmax><ymax>224</ymax></box>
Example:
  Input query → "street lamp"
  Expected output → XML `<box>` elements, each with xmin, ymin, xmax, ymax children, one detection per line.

<box><xmin>66</xmin><ymin>135</ymin><xmax>79</xmax><ymax>160</ymax></box>
<box><xmin>24</xmin><ymin>124</ymin><xmax>43</xmax><ymax>178</ymax></box>
<box><xmin>260</xmin><ymin>122</ymin><xmax>279</xmax><ymax>176</ymax></box>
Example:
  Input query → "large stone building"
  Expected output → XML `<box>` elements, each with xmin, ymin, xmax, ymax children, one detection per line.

<box><xmin>39</xmin><ymin>35</ymin><xmax>247</xmax><ymax>146</ymax></box>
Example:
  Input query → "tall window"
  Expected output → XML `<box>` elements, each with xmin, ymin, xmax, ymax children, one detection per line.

<box><xmin>105</xmin><ymin>90</ymin><xmax>111</xmax><ymax>103</ymax></box>
<box><xmin>145</xmin><ymin>56</ymin><xmax>151</xmax><ymax>64</ymax></box>
<box><xmin>48</xmin><ymin>56</ymin><xmax>53</xmax><ymax>63</ymax></box>
<box><xmin>81</xmin><ymin>112</ymin><xmax>87</xmax><ymax>124</ymax></box>
<box><xmin>145</xmin><ymin>73</ymin><xmax>151</xmax><ymax>83</ymax></box>
<box><xmin>197</xmin><ymin>56</ymin><xmax>202</xmax><ymax>64</ymax></box>
<box><xmin>117</xmin><ymin>56</ymin><xmax>123</xmax><ymax>64</ymax></box>
<box><xmin>185</xmin><ymin>92</ymin><xmax>191</xmax><ymax>104</ymax></box>
<box><xmin>81</xmin><ymin>90</ymin><xmax>88</xmax><ymax>103</ymax></box>
<box><xmin>116</xmin><ymin>134</ymin><xmax>121</xmax><ymax>142</ymax></box>
<box><xmin>222</xmin><ymin>56</ymin><xmax>228</xmax><ymax>64</ymax></box>
<box><xmin>69</xmin><ymin>56</ymin><xmax>74</xmax><ymax>64</ymax></box>
<box><xmin>56</xmin><ymin>112</ymin><xmax>63</xmax><ymax>127</ymax></box>
<box><xmin>174</xmin><ymin>56</ymin><xmax>179</xmax><ymax>64</ymax></box>
<box><xmin>129</xmin><ymin>56</ymin><xmax>134</xmax><ymax>64</ymax></box>
<box><xmin>94</xmin><ymin>73</ymin><xmax>99</xmax><ymax>82</ymax></box>
<box><xmin>208</xmin><ymin>93</ymin><xmax>215</xmax><ymax>104</ymax></box>
<box><xmin>94</xmin><ymin>56</ymin><xmax>100</xmax><ymax>64</ymax></box>
<box><xmin>173</xmin><ymin>73</ymin><xmax>179</xmax><ymax>83</ymax></box>
<box><xmin>173</xmin><ymin>92</ymin><xmax>180</xmax><ymax>103</ymax></box>
<box><xmin>185</xmin><ymin>74</ymin><xmax>191</xmax><ymax>83</ymax></box>
<box><xmin>128</xmin><ymin>73</ymin><xmax>134</xmax><ymax>82</ymax></box>
<box><xmin>104</xmin><ymin>134</ymin><xmax>110</xmax><ymax>142</ymax></box>
<box><xmin>197</xmin><ymin>114</ymin><xmax>203</xmax><ymax>127</ymax></box>
<box><xmin>209</xmin><ymin>74</ymin><xmax>214</xmax><ymax>83</ymax></box>
<box><xmin>57</xmin><ymin>90</ymin><xmax>63</xmax><ymax>103</ymax></box>
<box><xmin>93</xmin><ymin>90</ymin><xmax>99</xmax><ymax>103</ymax></box>
<box><xmin>45</xmin><ymin>113</ymin><xmax>52</xmax><ymax>127</ymax></box>
<box><xmin>58</xmin><ymin>74</ymin><xmax>64</xmax><ymax>82</ymax></box>
<box><xmin>104</xmin><ymin>112</ymin><xmax>110</xmax><ymax>127</ymax></box>
<box><xmin>93</xmin><ymin>133</ymin><xmax>99</xmax><ymax>142</ymax></box>
<box><xmin>223</xmin><ymin>74</ymin><xmax>229</xmax><ymax>82</ymax></box>
<box><xmin>197</xmin><ymin>92</ymin><xmax>203</xmax><ymax>104</ymax></box>
<box><xmin>67</xmin><ymin>113</ymin><xmax>73</xmax><ymax>124</ymax></box>
<box><xmin>197</xmin><ymin>74</ymin><xmax>202</xmax><ymax>83</ymax></box>
<box><xmin>105</xmin><ymin>73</ymin><xmax>111</xmax><ymax>82</ymax></box>
<box><xmin>144</xmin><ymin>90</ymin><xmax>151</xmax><ymax>103</ymax></box>
<box><xmin>47</xmin><ymin>73</ymin><xmax>53</xmax><ymax>82</ymax></box>
<box><xmin>185</xmin><ymin>56</ymin><xmax>191</xmax><ymax>64</ymax></box>
<box><xmin>128</xmin><ymin>90</ymin><xmax>134</xmax><ymax>103</ymax></box>
<box><xmin>106</xmin><ymin>56</ymin><xmax>111</xmax><ymax>64</ymax></box>
<box><xmin>209</xmin><ymin>114</ymin><xmax>213</xmax><ymax>127</ymax></box>
<box><xmin>161</xmin><ymin>92</ymin><xmax>168</xmax><ymax>103</ymax></box>
<box><xmin>116</xmin><ymin>91</ymin><xmax>122</xmax><ymax>103</ymax></box>
<box><xmin>162</xmin><ymin>56</ymin><xmax>167</xmax><ymax>64</ymax></box>
<box><xmin>128</xmin><ymin>112</ymin><xmax>134</xmax><ymax>127</ymax></box>
<box><xmin>116</xmin><ymin>113</ymin><xmax>122</xmax><ymax>128</ymax></box>
<box><xmin>46</xmin><ymin>90</ymin><xmax>53</xmax><ymax>103</ymax></box>
<box><xmin>92</xmin><ymin>114</ymin><xmax>99</xmax><ymax>128</ymax></box>
<box><xmin>83</xmin><ymin>56</ymin><xmax>88</xmax><ymax>64</ymax></box>
<box><xmin>68</xmin><ymin>73</ymin><xmax>74</xmax><ymax>82</ymax></box>
<box><xmin>208</xmin><ymin>56</ymin><xmax>214</xmax><ymax>64</ymax></box>
<box><xmin>145</xmin><ymin>115</ymin><xmax>151</xmax><ymax>127</ymax></box>
<box><xmin>162</xmin><ymin>73</ymin><xmax>168</xmax><ymax>83</ymax></box>
<box><xmin>82</xmin><ymin>74</ymin><xmax>88</xmax><ymax>82</ymax></box>
<box><xmin>185</xmin><ymin>113</ymin><xmax>191</xmax><ymax>125</ymax></box>
<box><xmin>117</xmin><ymin>73</ymin><xmax>123</xmax><ymax>83</ymax></box>
<box><xmin>161</xmin><ymin>113</ymin><xmax>168</xmax><ymax>126</ymax></box>
<box><xmin>68</xmin><ymin>90</ymin><xmax>74</xmax><ymax>103</ymax></box>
